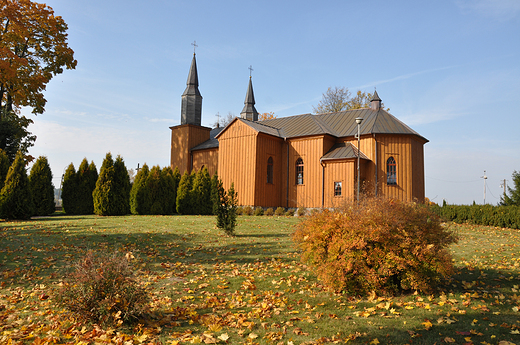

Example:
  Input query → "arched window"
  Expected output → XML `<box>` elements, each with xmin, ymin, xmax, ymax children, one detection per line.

<box><xmin>267</xmin><ymin>157</ymin><xmax>273</xmax><ymax>184</ymax></box>
<box><xmin>296</xmin><ymin>158</ymin><xmax>304</xmax><ymax>185</ymax></box>
<box><xmin>386</xmin><ymin>157</ymin><xmax>397</xmax><ymax>185</ymax></box>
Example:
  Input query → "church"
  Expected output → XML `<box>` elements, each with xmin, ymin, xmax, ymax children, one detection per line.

<box><xmin>170</xmin><ymin>53</ymin><xmax>428</xmax><ymax>209</ymax></box>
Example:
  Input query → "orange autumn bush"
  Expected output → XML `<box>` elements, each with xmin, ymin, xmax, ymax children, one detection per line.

<box><xmin>293</xmin><ymin>198</ymin><xmax>458</xmax><ymax>295</ymax></box>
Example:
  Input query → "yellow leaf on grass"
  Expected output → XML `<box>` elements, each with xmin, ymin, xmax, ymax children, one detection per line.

<box><xmin>370</xmin><ymin>338</ymin><xmax>380</xmax><ymax>344</ymax></box>
<box><xmin>422</xmin><ymin>320</ymin><xmax>433</xmax><ymax>330</ymax></box>
<box><xmin>217</xmin><ymin>333</ymin><xmax>229</xmax><ymax>342</ymax></box>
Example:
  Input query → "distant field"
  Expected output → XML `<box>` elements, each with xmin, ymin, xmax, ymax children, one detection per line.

<box><xmin>0</xmin><ymin>215</ymin><xmax>519</xmax><ymax>344</ymax></box>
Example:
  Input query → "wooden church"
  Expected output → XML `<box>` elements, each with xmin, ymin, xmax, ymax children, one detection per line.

<box><xmin>170</xmin><ymin>53</ymin><xmax>428</xmax><ymax>208</ymax></box>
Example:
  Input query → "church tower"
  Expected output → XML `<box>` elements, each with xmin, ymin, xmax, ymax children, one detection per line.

<box><xmin>170</xmin><ymin>51</ymin><xmax>211</xmax><ymax>174</ymax></box>
<box><xmin>240</xmin><ymin>76</ymin><xmax>258</xmax><ymax>121</ymax></box>
<box><xmin>181</xmin><ymin>53</ymin><xmax>203</xmax><ymax>125</ymax></box>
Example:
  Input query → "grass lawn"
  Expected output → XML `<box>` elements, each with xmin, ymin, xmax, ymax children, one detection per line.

<box><xmin>0</xmin><ymin>215</ymin><xmax>519</xmax><ymax>344</ymax></box>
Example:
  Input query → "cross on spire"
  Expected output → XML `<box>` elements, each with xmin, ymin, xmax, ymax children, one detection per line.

<box><xmin>248</xmin><ymin>65</ymin><xmax>253</xmax><ymax>77</ymax></box>
<box><xmin>191</xmin><ymin>40</ymin><xmax>198</xmax><ymax>54</ymax></box>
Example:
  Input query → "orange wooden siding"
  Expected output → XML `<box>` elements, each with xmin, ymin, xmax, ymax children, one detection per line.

<box><xmin>217</xmin><ymin>121</ymin><xmax>258</xmax><ymax>206</ymax></box>
<box><xmin>254</xmin><ymin>134</ymin><xmax>284</xmax><ymax>207</ymax></box>
<box><xmin>170</xmin><ymin>124</ymin><xmax>211</xmax><ymax>174</ymax></box>
<box><xmin>192</xmin><ymin>148</ymin><xmax>218</xmax><ymax>176</ymax></box>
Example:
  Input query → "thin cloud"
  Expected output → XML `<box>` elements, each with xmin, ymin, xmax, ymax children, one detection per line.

<box><xmin>356</xmin><ymin>65</ymin><xmax>460</xmax><ymax>90</ymax></box>
<box><xmin>456</xmin><ymin>0</ymin><xmax>520</xmax><ymax>21</ymax></box>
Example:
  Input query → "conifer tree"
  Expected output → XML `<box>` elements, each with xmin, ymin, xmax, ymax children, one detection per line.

<box><xmin>210</xmin><ymin>171</ymin><xmax>219</xmax><ymax>215</ymax></box>
<box><xmin>176</xmin><ymin>170</ymin><xmax>194</xmax><ymax>215</ymax></box>
<box><xmin>29</xmin><ymin>156</ymin><xmax>55</xmax><ymax>216</ymax></box>
<box><xmin>146</xmin><ymin>165</ymin><xmax>164</xmax><ymax>215</ymax></box>
<box><xmin>172</xmin><ymin>167</ymin><xmax>181</xmax><ymax>212</ymax></box>
<box><xmin>0</xmin><ymin>151</ymin><xmax>34</xmax><ymax>219</ymax></box>
<box><xmin>192</xmin><ymin>167</ymin><xmax>212</xmax><ymax>215</ymax></box>
<box><xmin>130</xmin><ymin>163</ymin><xmax>150</xmax><ymax>215</ymax></box>
<box><xmin>93</xmin><ymin>153</ymin><xmax>115</xmax><ymax>216</ymax></box>
<box><xmin>501</xmin><ymin>170</ymin><xmax>520</xmax><ymax>206</ymax></box>
<box><xmin>0</xmin><ymin>149</ymin><xmax>10</xmax><ymax>191</ymax></box>
<box><xmin>61</xmin><ymin>163</ymin><xmax>78</xmax><ymax>214</ymax></box>
<box><xmin>216</xmin><ymin>181</ymin><xmax>238</xmax><ymax>235</ymax></box>
<box><xmin>76</xmin><ymin>158</ymin><xmax>97</xmax><ymax>214</ymax></box>
<box><xmin>161</xmin><ymin>166</ymin><xmax>177</xmax><ymax>215</ymax></box>
<box><xmin>112</xmin><ymin>155</ymin><xmax>131</xmax><ymax>215</ymax></box>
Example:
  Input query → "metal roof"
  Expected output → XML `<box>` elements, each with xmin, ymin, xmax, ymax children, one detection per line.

<box><xmin>321</xmin><ymin>142</ymin><xmax>370</xmax><ymax>161</ymax></box>
<box><xmin>260</xmin><ymin>108</ymin><xmax>427</xmax><ymax>142</ymax></box>
<box><xmin>197</xmin><ymin>106</ymin><xmax>427</xmax><ymax>152</ymax></box>
<box><xmin>191</xmin><ymin>127</ymin><xmax>223</xmax><ymax>151</ymax></box>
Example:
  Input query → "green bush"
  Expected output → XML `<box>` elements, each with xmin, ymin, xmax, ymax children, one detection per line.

<box><xmin>0</xmin><ymin>149</ymin><xmax>10</xmax><ymax>191</ymax></box>
<box><xmin>76</xmin><ymin>158</ymin><xmax>98</xmax><ymax>215</ymax></box>
<box><xmin>55</xmin><ymin>251</ymin><xmax>149</xmax><ymax>326</ymax></box>
<box><xmin>93</xmin><ymin>153</ymin><xmax>131</xmax><ymax>216</ymax></box>
<box><xmin>130</xmin><ymin>164</ymin><xmax>150</xmax><ymax>215</ymax></box>
<box><xmin>216</xmin><ymin>181</ymin><xmax>238</xmax><ymax>236</ymax></box>
<box><xmin>176</xmin><ymin>170</ymin><xmax>194</xmax><ymax>215</ymax></box>
<box><xmin>265</xmin><ymin>207</ymin><xmax>274</xmax><ymax>216</ymax></box>
<box><xmin>285</xmin><ymin>208</ymin><xmax>295</xmax><ymax>217</ymax></box>
<box><xmin>274</xmin><ymin>207</ymin><xmax>285</xmax><ymax>216</ymax></box>
<box><xmin>0</xmin><ymin>151</ymin><xmax>34</xmax><ymax>219</ymax></box>
<box><xmin>236</xmin><ymin>206</ymin><xmax>243</xmax><ymax>215</ymax></box>
<box><xmin>161</xmin><ymin>166</ymin><xmax>177</xmax><ymax>215</ymax></box>
<box><xmin>430</xmin><ymin>203</ymin><xmax>520</xmax><ymax>229</ymax></box>
<box><xmin>61</xmin><ymin>163</ymin><xmax>78</xmax><ymax>214</ymax></box>
<box><xmin>254</xmin><ymin>206</ymin><xmax>264</xmax><ymax>216</ymax></box>
<box><xmin>242</xmin><ymin>205</ymin><xmax>253</xmax><ymax>216</ymax></box>
<box><xmin>191</xmin><ymin>167</ymin><xmax>212</xmax><ymax>215</ymax></box>
<box><xmin>210</xmin><ymin>171</ymin><xmax>219</xmax><ymax>215</ymax></box>
<box><xmin>293</xmin><ymin>198</ymin><xmax>458</xmax><ymax>295</ymax></box>
<box><xmin>29</xmin><ymin>156</ymin><xmax>55</xmax><ymax>216</ymax></box>
<box><xmin>297</xmin><ymin>207</ymin><xmax>306</xmax><ymax>217</ymax></box>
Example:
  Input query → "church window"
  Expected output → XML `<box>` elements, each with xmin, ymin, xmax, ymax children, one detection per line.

<box><xmin>296</xmin><ymin>158</ymin><xmax>304</xmax><ymax>185</ymax></box>
<box><xmin>387</xmin><ymin>157</ymin><xmax>397</xmax><ymax>185</ymax></box>
<box><xmin>267</xmin><ymin>157</ymin><xmax>273</xmax><ymax>184</ymax></box>
<box><xmin>334</xmin><ymin>181</ymin><xmax>342</xmax><ymax>196</ymax></box>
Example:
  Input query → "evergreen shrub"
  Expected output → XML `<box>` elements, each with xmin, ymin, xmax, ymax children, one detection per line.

<box><xmin>216</xmin><ymin>181</ymin><xmax>238</xmax><ymax>236</ymax></box>
<box><xmin>429</xmin><ymin>203</ymin><xmax>520</xmax><ymax>229</ymax></box>
<box><xmin>285</xmin><ymin>208</ymin><xmax>295</xmax><ymax>217</ymax></box>
<box><xmin>242</xmin><ymin>205</ymin><xmax>253</xmax><ymax>216</ymax></box>
<box><xmin>274</xmin><ymin>207</ymin><xmax>285</xmax><ymax>216</ymax></box>
<box><xmin>56</xmin><ymin>251</ymin><xmax>149</xmax><ymax>326</ymax></box>
<box><xmin>76</xmin><ymin>158</ymin><xmax>98</xmax><ymax>214</ymax></box>
<box><xmin>236</xmin><ymin>206</ymin><xmax>243</xmax><ymax>215</ymax></box>
<box><xmin>29</xmin><ymin>156</ymin><xmax>55</xmax><ymax>216</ymax></box>
<box><xmin>297</xmin><ymin>207</ymin><xmax>306</xmax><ymax>217</ymax></box>
<box><xmin>0</xmin><ymin>152</ymin><xmax>34</xmax><ymax>219</ymax></box>
<box><xmin>293</xmin><ymin>198</ymin><xmax>458</xmax><ymax>295</ymax></box>
<box><xmin>176</xmin><ymin>171</ymin><xmax>194</xmax><ymax>215</ymax></box>
<box><xmin>61</xmin><ymin>163</ymin><xmax>78</xmax><ymax>214</ymax></box>
<box><xmin>130</xmin><ymin>164</ymin><xmax>150</xmax><ymax>215</ymax></box>
<box><xmin>254</xmin><ymin>206</ymin><xmax>264</xmax><ymax>216</ymax></box>
<box><xmin>265</xmin><ymin>207</ymin><xmax>274</xmax><ymax>216</ymax></box>
<box><xmin>0</xmin><ymin>149</ymin><xmax>10</xmax><ymax>191</ymax></box>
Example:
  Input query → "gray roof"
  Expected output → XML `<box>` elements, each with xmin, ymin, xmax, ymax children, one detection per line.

<box><xmin>260</xmin><ymin>108</ymin><xmax>427</xmax><ymax>142</ymax></box>
<box><xmin>195</xmin><ymin>106</ymin><xmax>427</xmax><ymax>152</ymax></box>
<box><xmin>321</xmin><ymin>142</ymin><xmax>370</xmax><ymax>161</ymax></box>
<box><xmin>191</xmin><ymin>127</ymin><xmax>223</xmax><ymax>151</ymax></box>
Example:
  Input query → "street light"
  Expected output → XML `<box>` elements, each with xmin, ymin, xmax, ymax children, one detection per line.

<box><xmin>355</xmin><ymin>117</ymin><xmax>363</xmax><ymax>203</ymax></box>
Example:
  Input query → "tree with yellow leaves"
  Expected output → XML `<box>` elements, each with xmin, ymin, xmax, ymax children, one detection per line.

<box><xmin>0</xmin><ymin>0</ymin><xmax>77</xmax><ymax>161</ymax></box>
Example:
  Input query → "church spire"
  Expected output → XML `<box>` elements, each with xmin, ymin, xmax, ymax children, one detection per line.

<box><xmin>370</xmin><ymin>89</ymin><xmax>381</xmax><ymax>111</ymax></box>
<box><xmin>240</xmin><ymin>67</ymin><xmax>258</xmax><ymax>121</ymax></box>
<box><xmin>181</xmin><ymin>51</ymin><xmax>202</xmax><ymax>125</ymax></box>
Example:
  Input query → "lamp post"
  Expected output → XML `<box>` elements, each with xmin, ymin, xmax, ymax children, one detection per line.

<box><xmin>355</xmin><ymin>117</ymin><xmax>363</xmax><ymax>203</ymax></box>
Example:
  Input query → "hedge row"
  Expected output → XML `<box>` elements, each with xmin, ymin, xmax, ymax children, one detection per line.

<box><xmin>429</xmin><ymin>203</ymin><xmax>520</xmax><ymax>229</ymax></box>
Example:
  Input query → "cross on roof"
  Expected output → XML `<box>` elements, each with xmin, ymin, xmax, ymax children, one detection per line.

<box><xmin>191</xmin><ymin>40</ymin><xmax>198</xmax><ymax>54</ymax></box>
<box><xmin>248</xmin><ymin>65</ymin><xmax>253</xmax><ymax>77</ymax></box>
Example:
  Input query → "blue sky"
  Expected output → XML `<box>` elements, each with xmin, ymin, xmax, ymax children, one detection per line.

<box><xmin>25</xmin><ymin>0</ymin><xmax>520</xmax><ymax>205</ymax></box>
